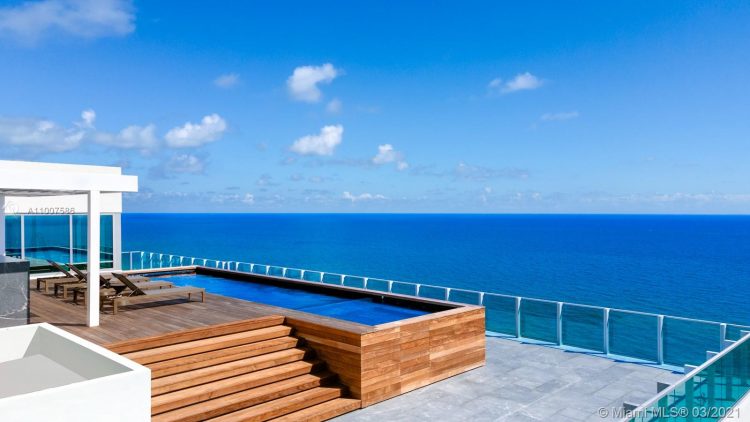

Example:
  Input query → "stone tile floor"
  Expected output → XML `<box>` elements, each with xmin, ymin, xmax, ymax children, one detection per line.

<box><xmin>336</xmin><ymin>336</ymin><xmax>681</xmax><ymax>421</ymax></box>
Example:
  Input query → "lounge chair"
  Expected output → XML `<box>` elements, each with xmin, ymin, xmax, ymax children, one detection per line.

<box><xmin>36</xmin><ymin>261</ymin><xmax>82</xmax><ymax>293</ymax></box>
<box><xmin>65</xmin><ymin>275</ymin><xmax>174</xmax><ymax>301</ymax></box>
<box><xmin>104</xmin><ymin>273</ymin><xmax>205</xmax><ymax>314</ymax></box>
<box><xmin>67</xmin><ymin>263</ymin><xmax>149</xmax><ymax>283</ymax></box>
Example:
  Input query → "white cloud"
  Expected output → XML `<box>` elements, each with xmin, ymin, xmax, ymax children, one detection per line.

<box><xmin>167</xmin><ymin>154</ymin><xmax>205</xmax><ymax>174</ymax></box>
<box><xmin>80</xmin><ymin>109</ymin><xmax>96</xmax><ymax>128</ymax></box>
<box><xmin>489</xmin><ymin>72</ymin><xmax>544</xmax><ymax>94</ymax></box>
<box><xmin>290</xmin><ymin>124</ymin><xmax>343</xmax><ymax>156</ymax></box>
<box><xmin>209</xmin><ymin>192</ymin><xmax>255</xmax><ymax>205</ymax></box>
<box><xmin>454</xmin><ymin>162</ymin><xmax>529</xmax><ymax>180</ymax></box>
<box><xmin>540</xmin><ymin>111</ymin><xmax>579</xmax><ymax>121</ymax></box>
<box><xmin>342</xmin><ymin>191</ymin><xmax>387</xmax><ymax>202</ymax></box>
<box><xmin>94</xmin><ymin>123</ymin><xmax>157</xmax><ymax>152</ymax></box>
<box><xmin>213</xmin><ymin>73</ymin><xmax>239</xmax><ymax>89</ymax></box>
<box><xmin>0</xmin><ymin>0</ymin><xmax>135</xmax><ymax>44</ymax></box>
<box><xmin>287</xmin><ymin>63</ymin><xmax>339</xmax><ymax>103</ymax></box>
<box><xmin>165</xmin><ymin>114</ymin><xmax>227</xmax><ymax>148</ymax></box>
<box><xmin>326</xmin><ymin>98</ymin><xmax>342</xmax><ymax>114</ymax></box>
<box><xmin>0</xmin><ymin>117</ymin><xmax>84</xmax><ymax>152</ymax></box>
<box><xmin>372</xmin><ymin>144</ymin><xmax>408</xmax><ymax>170</ymax></box>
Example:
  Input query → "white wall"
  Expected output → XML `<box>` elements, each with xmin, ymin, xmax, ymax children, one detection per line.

<box><xmin>0</xmin><ymin>324</ymin><xmax>150</xmax><ymax>422</ymax></box>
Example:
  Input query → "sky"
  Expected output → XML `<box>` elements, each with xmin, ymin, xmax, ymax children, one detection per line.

<box><xmin>0</xmin><ymin>1</ymin><xmax>749</xmax><ymax>213</ymax></box>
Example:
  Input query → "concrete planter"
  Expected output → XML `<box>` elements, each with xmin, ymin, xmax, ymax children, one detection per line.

<box><xmin>0</xmin><ymin>323</ymin><xmax>150</xmax><ymax>422</ymax></box>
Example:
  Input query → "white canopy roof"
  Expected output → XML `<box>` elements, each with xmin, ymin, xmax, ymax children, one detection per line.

<box><xmin>0</xmin><ymin>160</ymin><xmax>139</xmax><ymax>328</ymax></box>
<box><xmin>0</xmin><ymin>160</ymin><xmax>137</xmax><ymax>196</ymax></box>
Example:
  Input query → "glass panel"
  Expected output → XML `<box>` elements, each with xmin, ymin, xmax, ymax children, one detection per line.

<box><xmin>235</xmin><ymin>262</ymin><xmax>252</xmax><ymax>272</ymax></box>
<box><xmin>418</xmin><ymin>285</ymin><xmax>447</xmax><ymax>300</ymax></box>
<box><xmin>365</xmin><ymin>278</ymin><xmax>389</xmax><ymax>292</ymax></box>
<box><xmin>72</xmin><ymin>215</ymin><xmax>114</xmax><ymax>268</ymax></box>
<box><xmin>609</xmin><ymin>311</ymin><xmax>658</xmax><ymax>362</ymax></box>
<box><xmin>343</xmin><ymin>276</ymin><xmax>365</xmax><ymax>289</ymax></box>
<box><xmin>726</xmin><ymin>325</ymin><xmax>750</xmax><ymax>341</ymax></box>
<box><xmin>664</xmin><ymin>318</ymin><xmax>721</xmax><ymax>367</ymax></box>
<box><xmin>121</xmin><ymin>252</ymin><xmax>131</xmax><ymax>270</ymax></box>
<box><xmin>520</xmin><ymin>299</ymin><xmax>558</xmax><ymax>343</ymax></box>
<box><xmin>100</xmin><ymin>215</ymin><xmax>113</xmax><ymax>269</ymax></box>
<box><xmin>448</xmin><ymin>289</ymin><xmax>482</xmax><ymax>305</ymax></box>
<box><xmin>24</xmin><ymin>215</ymin><xmax>70</xmax><ymax>269</ymax></box>
<box><xmin>268</xmin><ymin>266</ymin><xmax>285</xmax><ymax>277</ymax></box>
<box><xmin>4</xmin><ymin>216</ymin><xmax>21</xmax><ymax>257</ymax></box>
<box><xmin>302</xmin><ymin>271</ymin><xmax>322</xmax><ymax>282</ymax></box>
<box><xmin>322</xmin><ymin>273</ymin><xmax>343</xmax><ymax>285</ymax></box>
<box><xmin>562</xmin><ymin>305</ymin><xmax>604</xmax><ymax>352</ymax></box>
<box><xmin>284</xmin><ymin>268</ymin><xmax>302</xmax><ymax>279</ymax></box>
<box><xmin>390</xmin><ymin>281</ymin><xmax>416</xmax><ymax>296</ymax></box>
<box><xmin>630</xmin><ymin>336</ymin><xmax>750</xmax><ymax>422</ymax></box>
<box><xmin>484</xmin><ymin>294</ymin><xmax>517</xmax><ymax>335</ymax></box>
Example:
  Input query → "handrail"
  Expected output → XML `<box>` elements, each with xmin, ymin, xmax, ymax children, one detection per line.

<box><xmin>122</xmin><ymin>249</ymin><xmax>750</xmax><ymax>369</ymax></box>
<box><xmin>621</xmin><ymin>331</ymin><xmax>750</xmax><ymax>421</ymax></box>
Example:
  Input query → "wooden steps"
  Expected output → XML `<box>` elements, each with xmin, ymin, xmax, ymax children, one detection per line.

<box><xmin>270</xmin><ymin>398</ymin><xmax>362</xmax><ymax>422</ymax></box>
<box><xmin>107</xmin><ymin>317</ymin><xmax>360</xmax><ymax>422</ymax></box>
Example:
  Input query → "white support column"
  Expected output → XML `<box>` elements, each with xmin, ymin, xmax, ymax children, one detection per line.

<box><xmin>112</xmin><ymin>213</ymin><xmax>122</xmax><ymax>270</ymax></box>
<box><xmin>0</xmin><ymin>194</ymin><xmax>5</xmax><ymax>256</ymax></box>
<box><xmin>86</xmin><ymin>190</ymin><xmax>101</xmax><ymax>327</ymax></box>
<box><xmin>68</xmin><ymin>214</ymin><xmax>74</xmax><ymax>264</ymax></box>
<box><xmin>603</xmin><ymin>308</ymin><xmax>610</xmax><ymax>355</ymax></box>
<box><xmin>515</xmin><ymin>297</ymin><xmax>522</xmax><ymax>338</ymax></box>
<box><xmin>20</xmin><ymin>215</ymin><xmax>25</xmax><ymax>259</ymax></box>
<box><xmin>556</xmin><ymin>302</ymin><xmax>564</xmax><ymax>346</ymax></box>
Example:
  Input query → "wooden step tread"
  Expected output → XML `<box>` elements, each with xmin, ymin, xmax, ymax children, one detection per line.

<box><xmin>150</xmin><ymin>336</ymin><xmax>303</xmax><ymax>378</ymax></box>
<box><xmin>270</xmin><ymin>398</ymin><xmax>361</xmax><ymax>422</ymax></box>
<box><xmin>107</xmin><ymin>316</ymin><xmax>285</xmax><ymax>354</ymax></box>
<box><xmin>152</xmin><ymin>360</ymin><xmax>325</xmax><ymax>415</ymax></box>
<box><xmin>127</xmin><ymin>325</ymin><xmax>293</xmax><ymax>364</ymax></box>
<box><xmin>206</xmin><ymin>387</ymin><xmax>344</xmax><ymax>422</ymax></box>
<box><xmin>152</xmin><ymin>348</ymin><xmax>311</xmax><ymax>396</ymax></box>
<box><xmin>152</xmin><ymin>372</ymin><xmax>337</xmax><ymax>422</ymax></box>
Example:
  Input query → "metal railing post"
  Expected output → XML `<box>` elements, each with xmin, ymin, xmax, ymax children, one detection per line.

<box><xmin>445</xmin><ymin>288</ymin><xmax>451</xmax><ymax>301</ymax></box>
<box><xmin>129</xmin><ymin>252</ymin><xmax>133</xmax><ymax>270</ymax></box>
<box><xmin>720</xmin><ymin>323</ymin><xmax>728</xmax><ymax>350</ymax></box>
<box><xmin>603</xmin><ymin>308</ymin><xmax>610</xmax><ymax>355</ymax></box>
<box><xmin>515</xmin><ymin>297</ymin><xmax>522</xmax><ymax>338</ymax></box>
<box><xmin>657</xmin><ymin>315</ymin><xmax>665</xmax><ymax>365</ymax></box>
<box><xmin>479</xmin><ymin>292</ymin><xmax>484</xmax><ymax>305</ymax></box>
<box><xmin>556</xmin><ymin>302</ymin><xmax>563</xmax><ymax>346</ymax></box>
<box><xmin>415</xmin><ymin>284</ymin><xmax>421</xmax><ymax>296</ymax></box>
<box><xmin>387</xmin><ymin>280</ymin><xmax>393</xmax><ymax>292</ymax></box>
<box><xmin>282</xmin><ymin>267</ymin><xmax>287</xmax><ymax>277</ymax></box>
<box><xmin>341</xmin><ymin>275</ymin><xmax>346</xmax><ymax>286</ymax></box>
<box><xmin>363</xmin><ymin>277</ymin><xmax>368</xmax><ymax>289</ymax></box>
<box><xmin>301</xmin><ymin>270</ymin><xmax>306</xmax><ymax>279</ymax></box>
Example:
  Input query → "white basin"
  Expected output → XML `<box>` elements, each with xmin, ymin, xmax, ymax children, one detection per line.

<box><xmin>0</xmin><ymin>323</ymin><xmax>150</xmax><ymax>422</ymax></box>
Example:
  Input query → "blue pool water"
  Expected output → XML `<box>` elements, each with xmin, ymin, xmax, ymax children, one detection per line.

<box><xmin>123</xmin><ymin>214</ymin><xmax>750</xmax><ymax>325</ymax></box>
<box><xmin>164</xmin><ymin>273</ymin><xmax>429</xmax><ymax>325</ymax></box>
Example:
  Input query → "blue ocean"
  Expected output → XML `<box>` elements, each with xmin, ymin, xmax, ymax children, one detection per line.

<box><xmin>123</xmin><ymin>213</ymin><xmax>750</xmax><ymax>326</ymax></box>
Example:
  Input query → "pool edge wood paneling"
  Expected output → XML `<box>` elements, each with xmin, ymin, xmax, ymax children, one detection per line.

<box><xmin>286</xmin><ymin>307</ymin><xmax>485</xmax><ymax>407</ymax></box>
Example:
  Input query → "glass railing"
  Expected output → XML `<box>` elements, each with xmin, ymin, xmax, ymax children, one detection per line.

<box><xmin>121</xmin><ymin>250</ymin><xmax>750</xmax><ymax>370</ymax></box>
<box><xmin>624</xmin><ymin>332</ymin><xmax>750</xmax><ymax>421</ymax></box>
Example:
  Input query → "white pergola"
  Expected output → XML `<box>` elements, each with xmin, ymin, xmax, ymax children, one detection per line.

<box><xmin>0</xmin><ymin>161</ymin><xmax>138</xmax><ymax>327</ymax></box>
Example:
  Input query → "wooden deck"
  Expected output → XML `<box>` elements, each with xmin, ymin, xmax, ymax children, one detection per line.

<box><xmin>29</xmin><ymin>288</ymin><xmax>371</xmax><ymax>345</ymax></box>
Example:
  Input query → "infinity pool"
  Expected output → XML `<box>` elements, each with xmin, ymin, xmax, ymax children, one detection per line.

<box><xmin>162</xmin><ymin>273</ymin><xmax>432</xmax><ymax>325</ymax></box>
